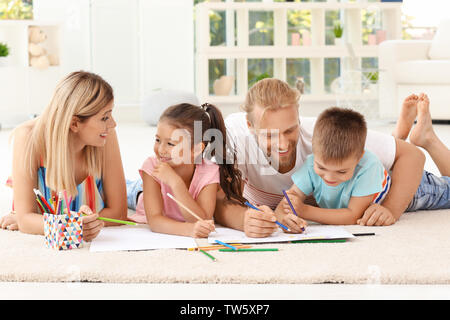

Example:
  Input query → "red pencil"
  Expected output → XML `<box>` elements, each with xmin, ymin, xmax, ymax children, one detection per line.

<box><xmin>33</xmin><ymin>189</ymin><xmax>55</xmax><ymax>214</ymax></box>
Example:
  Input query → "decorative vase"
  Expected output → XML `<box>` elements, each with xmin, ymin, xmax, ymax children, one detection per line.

<box><xmin>334</xmin><ymin>38</ymin><xmax>344</xmax><ymax>46</ymax></box>
<box><xmin>0</xmin><ymin>56</ymin><xmax>9</xmax><ymax>67</ymax></box>
<box><xmin>368</xmin><ymin>34</ymin><xmax>377</xmax><ymax>46</ymax></box>
<box><xmin>291</xmin><ymin>33</ymin><xmax>300</xmax><ymax>46</ymax></box>
<box><xmin>213</xmin><ymin>75</ymin><xmax>234</xmax><ymax>96</ymax></box>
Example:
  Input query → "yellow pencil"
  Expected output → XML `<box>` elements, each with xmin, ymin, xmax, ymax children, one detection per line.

<box><xmin>166</xmin><ymin>193</ymin><xmax>203</xmax><ymax>221</ymax></box>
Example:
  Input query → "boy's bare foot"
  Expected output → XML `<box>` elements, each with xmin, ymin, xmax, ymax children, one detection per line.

<box><xmin>409</xmin><ymin>93</ymin><xmax>437</xmax><ymax>149</ymax></box>
<box><xmin>392</xmin><ymin>94</ymin><xmax>418</xmax><ymax>140</ymax></box>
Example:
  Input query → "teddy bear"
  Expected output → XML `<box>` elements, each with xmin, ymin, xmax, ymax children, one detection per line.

<box><xmin>28</xmin><ymin>26</ymin><xmax>58</xmax><ymax>70</ymax></box>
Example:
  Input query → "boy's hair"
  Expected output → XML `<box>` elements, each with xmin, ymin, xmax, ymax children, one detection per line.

<box><xmin>242</xmin><ymin>78</ymin><xmax>300</xmax><ymax>125</ymax></box>
<box><xmin>160</xmin><ymin>103</ymin><xmax>246</xmax><ymax>205</ymax></box>
<box><xmin>312</xmin><ymin>107</ymin><xmax>367</xmax><ymax>162</ymax></box>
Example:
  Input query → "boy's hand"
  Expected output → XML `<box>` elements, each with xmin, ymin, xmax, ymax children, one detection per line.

<box><xmin>282</xmin><ymin>189</ymin><xmax>304</xmax><ymax>216</ymax></box>
<box><xmin>280</xmin><ymin>212</ymin><xmax>307</xmax><ymax>234</ymax></box>
<box><xmin>244</xmin><ymin>205</ymin><xmax>278</xmax><ymax>238</ymax></box>
<box><xmin>152</xmin><ymin>161</ymin><xmax>182</xmax><ymax>188</ymax></box>
<box><xmin>191</xmin><ymin>220</ymin><xmax>215</xmax><ymax>238</ymax></box>
<box><xmin>357</xmin><ymin>203</ymin><xmax>397</xmax><ymax>226</ymax></box>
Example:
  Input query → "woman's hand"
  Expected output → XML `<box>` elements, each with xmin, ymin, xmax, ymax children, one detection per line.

<box><xmin>0</xmin><ymin>212</ymin><xmax>18</xmax><ymax>231</ymax></box>
<box><xmin>190</xmin><ymin>220</ymin><xmax>215</xmax><ymax>238</ymax></box>
<box><xmin>79</xmin><ymin>205</ymin><xmax>104</xmax><ymax>242</ymax></box>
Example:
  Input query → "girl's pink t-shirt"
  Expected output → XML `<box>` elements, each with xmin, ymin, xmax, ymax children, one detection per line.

<box><xmin>130</xmin><ymin>157</ymin><xmax>220</xmax><ymax>224</ymax></box>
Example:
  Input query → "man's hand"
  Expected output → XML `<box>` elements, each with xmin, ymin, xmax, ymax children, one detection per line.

<box><xmin>243</xmin><ymin>205</ymin><xmax>278</xmax><ymax>238</ymax></box>
<box><xmin>357</xmin><ymin>203</ymin><xmax>397</xmax><ymax>226</ymax></box>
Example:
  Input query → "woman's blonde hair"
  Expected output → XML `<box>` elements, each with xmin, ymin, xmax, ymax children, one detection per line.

<box><xmin>241</xmin><ymin>78</ymin><xmax>300</xmax><ymax>125</ymax></box>
<box><xmin>19</xmin><ymin>71</ymin><xmax>113</xmax><ymax>197</ymax></box>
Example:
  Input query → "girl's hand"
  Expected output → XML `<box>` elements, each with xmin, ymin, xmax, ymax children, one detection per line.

<box><xmin>152</xmin><ymin>161</ymin><xmax>182</xmax><ymax>188</ymax></box>
<box><xmin>357</xmin><ymin>203</ymin><xmax>397</xmax><ymax>226</ymax></box>
<box><xmin>79</xmin><ymin>205</ymin><xmax>104</xmax><ymax>242</ymax></box>
<box><xmin>190</xmin><ymin>220</ymin><xmax>215</xmax><ymax>238</ymax></box>
<box><xmin>0</xmin><ymin>212</ymin><xmax>18</xmax><ymax>231</ymax></box>
<box><xmin>280</xmin><ymin>212</ymin><xmax>307</xmax><ymax>234</ymax></box>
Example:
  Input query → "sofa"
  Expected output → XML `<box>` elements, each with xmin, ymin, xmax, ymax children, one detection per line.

<box><xmin>379</xmin><ymin>19</ymin><xmax>450</xmax><ymax>120</ymax></box>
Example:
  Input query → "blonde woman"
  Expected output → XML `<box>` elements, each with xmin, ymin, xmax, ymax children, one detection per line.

<box><xmin>0</xmin><ymin>71</ymin><xmax>127</xmax><ymax>241</ymax></box>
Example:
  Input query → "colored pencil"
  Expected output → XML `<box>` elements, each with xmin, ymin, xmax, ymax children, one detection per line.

<box><xmin>33</xmin><ymin>189</ymin><xmax>55</xmax><ymax>214</ymax></box>
<box><xmin>291</xmin><ymin>239</ymin><xmax>347</xmax><ymax>243</ymax></box>
<box><xmin>199</xmin><ymin>249</ymin><xmax>217</xmax><ymax>262</ymax></box>
<box><xmin>35</xmin><ymin>196</ymin><xmax>46</xmax><ymax>213</ymax></box>
<box><xmin>219</xmin><ymin>248</ymin><xmax>279</xmax><ymax>252</ymax></box>
<box><xmin>188</xmin><ymin>245</ymin><xmax>252</xmax><ymax>251</ymax></box>
<box><xmin>352</xmin><ymin>233</ymin><xmax>375</xmax><ymax>236</ymax></box>
<box><xmin>62</xmin><ymin>190</ymin><xmax>70</xmax><ymax>215</ymax></box>
<box><xmin>215</xmin><ymin>239</ymin><xmax>237</xmax><ymax>251</ymax></box>
<box><xmin>167</xmin><ymin>193</ymin><xmax>203</xmax><ymax>221</ymax></box>
<box><xmin>80</xmin><ymin>213</ymin><xmax>138</xmax><ymax>226</ymax></box>
<box><xmin>282</xmin><ymin>189</ymin><xmax>305</xmax><ymax>232</ymax></box>
<box><xmin>244</xmin><ymin>201</ymin><xmax>289</xmax><ymax>231</ymax></box>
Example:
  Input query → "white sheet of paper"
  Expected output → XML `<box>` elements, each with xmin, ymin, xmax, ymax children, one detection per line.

<box><xmin>208</xmin><ymin>225</ymin><xmax>355</xmax><ymax>244</ymax></box>
<box><xmin>89</xmin><ymin>225</ymin><xmax>197</xmax><ymax>252</ymax></box>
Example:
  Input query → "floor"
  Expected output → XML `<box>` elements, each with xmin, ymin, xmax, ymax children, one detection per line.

<box><xmin>1</xmin><ymin>116</ymin><xmax>449</xmax><ymax>300</ymax></box>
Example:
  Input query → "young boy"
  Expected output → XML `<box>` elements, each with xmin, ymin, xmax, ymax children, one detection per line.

<box><xmin>275</xmin><ymin>107</ymin><xmax>391</xmax><ymax>230</ymax></box>
<box><xmin>277</xmin><ymin>105</ymin><xmax>449</xmax><ymax>232</ymax></box>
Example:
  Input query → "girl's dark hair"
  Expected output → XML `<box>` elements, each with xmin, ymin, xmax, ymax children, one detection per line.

<box><xmin>160</xmin><ymin>103</ymin><xmax>246</xmax><ymax>205</ymax></box>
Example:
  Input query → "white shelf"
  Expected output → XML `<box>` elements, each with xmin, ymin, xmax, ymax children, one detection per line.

<box><xmin>204</xmin><ymin>93</ymin><xmax>378</xmax><ymax>105</ymax></box>
<box><xmin>196</xmin><ymin>2</ymin><xmax>402</xmax><ymax>10</ymax></box>
<box><xmin>199</xmin><ymin>45</ymin><xmax>378</xmax><ymax>59</ymax></box>
<box><xmin>195</xmin><ymin>1</ymin><xmax>401</xmax><ymax>107</ymax></box>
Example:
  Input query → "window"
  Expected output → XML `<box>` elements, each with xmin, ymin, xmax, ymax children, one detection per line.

<box><xmin>0</xmin><ymin>0</ymin><xmax>33</xmax><ymax>20</ymax></box>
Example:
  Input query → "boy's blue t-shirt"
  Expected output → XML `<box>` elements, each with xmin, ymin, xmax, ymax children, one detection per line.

<box><xmin>291</xmin><ymin>150</ymin><xmax>388</xmax><ymax>209</ymax></box>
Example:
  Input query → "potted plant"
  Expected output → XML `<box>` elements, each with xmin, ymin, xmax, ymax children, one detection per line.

<box><xmin>333</xmin><ymin>21</ymin><xmax>344</xmax><ymax>46</ymax></box>
<box><xmin>0</xmin><ymin>42</ymin><xmax>10</xmax><ymax>67</ymax></box>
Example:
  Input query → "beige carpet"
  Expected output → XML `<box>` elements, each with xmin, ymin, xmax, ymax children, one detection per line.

<box><xmin>1</xmin><ymin>124</ymin><xmax>449</xmax><ymax>284</ymax></box>
<box><xmin>1</xmin><ymin>182</ymin><xmax>449</xmax><ymax>284</ymax></box>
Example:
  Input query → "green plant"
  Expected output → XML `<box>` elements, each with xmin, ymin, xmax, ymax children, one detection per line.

<box><xmin>368</xmin><ymin>71</ymin><xmax>378</xmax><ymax>83</ymax></box>
<box><xmin>0</xmin><ymin>42</ymin><xmax>9</xmax><ymax>57</ymax></box>
<box><xmin>333</xmin><ymin>21</ymin><xmax>343</xmax><ymax>38</ymax></box>
<box><xmin>0</xmin><ymin>0</ymin><xmax>33</xmax><ymax>20</ymax></box>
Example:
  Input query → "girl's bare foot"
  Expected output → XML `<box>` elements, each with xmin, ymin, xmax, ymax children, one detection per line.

<box><xmin>409</xmin><ymin>93</ymin><xmax>437</xmax><ymax>149</ymax></box>
<box><xmin>392</xmin><ymin>94</ymin><xmax>418</xmax><ymax>140</ymax></box>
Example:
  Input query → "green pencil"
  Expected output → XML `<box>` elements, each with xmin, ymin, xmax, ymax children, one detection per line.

<box><xmin>81</xmin><ymin>213</ymin><xmax>138</xmax><ymax>226</ymax></box>
<box><xmin>219</xmin><ymin>248</ymin><xmax>279</xmax><ymax>252</ymax></box>
<box><xmin>200</xmin><ymin>249</ymin><xmax>217</xmax><ymax>261</ymax></box>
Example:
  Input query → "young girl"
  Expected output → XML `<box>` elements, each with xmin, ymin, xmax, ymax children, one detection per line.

<box><xmin>128</xmin><ymin>103</ymin><xmax>245</xmax><ymax>237</ymax></box>
<box><xmin>0</xmin><ymin>71</ymin><xmax>128</xmax><ymax>241</ymax></box>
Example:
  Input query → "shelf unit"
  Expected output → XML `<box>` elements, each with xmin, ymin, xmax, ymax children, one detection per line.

<box><xmin>195</xmin><ymin>1</ymin><xmax>402</xmax><ymax>107</ymax></box>
<box><xmin>0</xmin><ymin>19</ymin><xmax>62</xmax><ymax>127</ymax></box>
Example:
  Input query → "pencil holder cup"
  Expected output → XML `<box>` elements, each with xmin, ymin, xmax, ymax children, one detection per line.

<box><xmin>44</xmin><ymin>211</ymin><xmax>83</xmax><ymax>250</ymax></box>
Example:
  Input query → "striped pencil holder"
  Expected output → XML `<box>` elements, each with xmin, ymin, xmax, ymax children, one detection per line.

<box><xmin>44</xmin><ymin>211</ymin><xmax>83</xmax><ymax>250</ymax></box>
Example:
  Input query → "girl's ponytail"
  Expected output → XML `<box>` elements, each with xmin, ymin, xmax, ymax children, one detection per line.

<box><xmin>202</xmin><ymin>103</ymin><xmax>246</xmax><ymax>205</ymax></box>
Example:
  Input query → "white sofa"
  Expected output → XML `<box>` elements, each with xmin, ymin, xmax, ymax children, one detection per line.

<box><xmin>379</xmin><ymin>20</ymin><xmax>450</xmax><ymax>120</ymax></box>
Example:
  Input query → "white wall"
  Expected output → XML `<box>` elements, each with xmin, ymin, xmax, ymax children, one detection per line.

<box><xmin>0</xmin><ymin>0</ymin><xmax>195</xmax><ymax>126</ymax></box>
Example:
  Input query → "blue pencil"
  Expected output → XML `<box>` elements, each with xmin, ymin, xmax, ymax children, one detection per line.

<box><xmin>215</xmin><ymin>239</ymin><xmax>237</xmax><ymax>251</ymax></box>
<box><xmin>244</xmin><ymin>201</ymin><xmax>290</xmax><ymax>231</ymax></box>
<box><xmin>282</xmin><ymin>190</ymin><xmax>305</xmax><ymax>232</ymax></box>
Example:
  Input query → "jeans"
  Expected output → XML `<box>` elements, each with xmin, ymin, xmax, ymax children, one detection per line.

<box><xmin>406</xmin><ymin>171</ymin><xmax>450</xmax><ymax>211</ymax></box>
<box><xmin>126</xmin><ymin>179</ymin><xmax>143</xmax><ymax>211</ymax></box>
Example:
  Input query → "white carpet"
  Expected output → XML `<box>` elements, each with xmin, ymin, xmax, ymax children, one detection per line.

<box><xmin>0</xmin><ymin>204</ymin><xmax>449</xmax><ymax>284</ymax></box>
<box><xmin>0</xmin><ymin>122</ymin><xmax>449</xmax><ymax>284</ymax></box>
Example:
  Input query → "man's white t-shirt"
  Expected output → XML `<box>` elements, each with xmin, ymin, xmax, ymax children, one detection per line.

<box><xmin>225</xmin><ymin>112</ymin><xmax>396</xmax><ymax>210</ymax></box>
